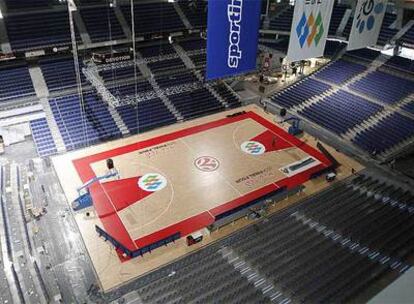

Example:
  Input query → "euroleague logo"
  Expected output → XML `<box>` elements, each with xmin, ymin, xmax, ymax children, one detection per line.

<box><xmin>138</xmin><ymin>173</ymin><xmax>167</xmax><ymax>192</ymax></box>
<box><xmin>194</xmin><ymin>156</ymin><xmax>220</xmax><ymax>172</ymax></box>
<box><xmin>241</xmin><ymin>141</ymin><xmax>266</xmax><ymax>155</ymax></box>
<box><xmin>355</xmin><ymin>0</ymin><xmax>385</xmax><ymax>34</ymax></box>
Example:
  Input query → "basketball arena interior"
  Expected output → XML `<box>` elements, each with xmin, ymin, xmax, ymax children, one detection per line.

<box><xmin>0</xmin><ymin>0</ymin><xmax>414</xmax><ymax>303</ymax></box>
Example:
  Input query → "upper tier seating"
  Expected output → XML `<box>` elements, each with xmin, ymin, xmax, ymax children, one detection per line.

<box><xmin>138</xmin><ymin>43</ymin><xmax>176</xmax><ymax>58</ymax></box>
<box><xmin>377</xmin><ymin>13</ymin><xmax>398</xmax><ymax>46</ymax></box>
<box><xmin>121</xmin><ymin>2</ymin><xmax>185</xmax><ymax>36</ymax></box>
<box><xmin>148</xmin><ymin>58</ymin><xmax>186</xmax><ymax>74</ymax></box>
<box><xmin>343</xmin><ymin>48</ymin><xmax>380</xmax><ymax>63</ymax></box>
<box><xmin>315</xmin><ymin>59</ymin><xmax>367</xmax><ymax>84</ymax></box>
<box><xmin>178</xmin><ymin>0</ymin><xmax>207</xmax><ymax>29</ymax></box>
<box><xmin>5</xmin><ymin>0</ymin><xmax>52</xmax><ymax>10</ymax></box>
<box><xmin>329</xmin><ymin>5</ymin><xmax>348</xmax><ymax>36</ymax></box>
<box><xmin>353</xmin><ymin>112</ymin><xmax>414</xmax><ymax>154</ymax></box>
<box><xmin>299</xmin><ymin>90</ymin><xmax>383</xmax><ymax>135</ymax></box>
<box><xmin>99</xmin><ymin>64</ymin><xmax>142</xmax><ymax>83</ymax></box>
<box><xmin>401</xmin><ymin>25</ymin><xmax>414</xmax><ymax>46</ymax></box>
<box><xmin>109</xmin><ymin>80</ymin><xmax>153</xmax><ymax>100</ymax></box>
<box><xmin>350</xmin><ymin>71</ymin><xmax>414</xmax><ymax>104</ymax></box>
<box><xmin>155</xmin><ymin>71</ymin><xmax>198</xmax><ymax>88</ymax></box>
<box><xmin>5</xmin><ymin>10</ymin><xmax>80</xmax><ymax>51</ymax></box>
<box><xmin>49</xmin><ymin>92</ymin><xmax>120</xmax><ymax>150</ymax></box>
<box><xmin>268</xmin><ymin>6</ymin><xmax>294</xmax><ymax>32</ymax></box>
<box><xmin>260</xmin><ymin>38</ymin><xmax>289</xmax><ymax>54</ymax></box>
<box><xmin>39</xmin><ymin>57</ymin><xmax>88</xmax><ymax>92</ymax></box>
<box><xmin>179</xmin><ymin>39</ymin><xmax>206</xmax><ymax>51</ymax></box>
<box><xmin>0</xmin><ymin>65</ymin><xmax>36</xmax><ymax>102</ymax></box>
<box><xmin>30</xmin><ymin>118</ymin><xmax>57</xmax><ymax>157</ymax></box>
<box><xmin>80</xmin><ymin>7</ymin><xmax>125</xmax><ymax>42</ymax></box>
<box><xmin>116</xmin><ymin>98</ymin><xmax>177</xmax><ymax>134</ymax></box>
<box><xmin>323</xmin><ymin>40</ymin><xmax>346</xmax><ymax>57</ymax></box>
<box><xmin>270</xmin><ymin>78</ymin><xmax>331</xmax><ymax>109</ymax></box>
<box><xmin>169</xmin><ymin>88</ymin><xmax>225</xmax><ymax>120</ymax></box>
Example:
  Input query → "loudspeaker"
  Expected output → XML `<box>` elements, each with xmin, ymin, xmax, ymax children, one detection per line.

<box><xmin>259</xmin><ymin>86</ymin><xmax>265</xmax><ymax>93</ymax></box>
<box><xmin>280</xmin><ymin>108</ymin><xmax>287</xmax><ymax>117</ymax></box>
<box><xmin>106</xmin><ymin>158</ymin><xmax>114</xmax><ymax>170</ymax></box>
<box><xmin>259</xmin><ymin>74</ymin><xmax>264</xmax><ymax>83</ymax></box>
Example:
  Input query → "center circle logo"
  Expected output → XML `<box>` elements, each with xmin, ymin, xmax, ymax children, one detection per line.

<box><xmin>241</xmin><ymin>141</ymin><xmax>266</xmax><ymax>155</ymax></box>
<box><xmin>194</xmin><ymin>156</ymin><xmax>220</xmax><ymax>172</ymax></box>
<box><xmin>138</xmin><ymin>173</ymin><xmax>167</xmax><ymax>192</ymax></box>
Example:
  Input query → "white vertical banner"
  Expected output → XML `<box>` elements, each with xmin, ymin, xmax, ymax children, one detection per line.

<box><xmin>347</xmin><ymin>0</ymin><xmax>388</xmax><ymax>51</ymax></box>
<box><xmin>287</xmin><ymin>0</ymin><xmax>334</xmax><ymax>62</ymax></box>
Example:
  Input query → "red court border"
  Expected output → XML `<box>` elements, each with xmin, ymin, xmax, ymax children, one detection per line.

<box><xmin>73</xmin><ymin>111</ymin><xmax>331</xmax><ymax>252</ymax></box>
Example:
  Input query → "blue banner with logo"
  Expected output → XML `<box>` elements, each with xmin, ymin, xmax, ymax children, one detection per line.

<box><xmin>206</xmin><ymin>0</ymin><xmax>262</xmax><ymax>80</ymax></box>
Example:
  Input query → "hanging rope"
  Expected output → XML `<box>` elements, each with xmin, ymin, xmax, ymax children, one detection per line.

<box><xmin>131</xmin><ymin>0</ymin><xmax>140</xmax><ymax>134</ymax></box>
<box><xmin>68</xmin><ymin>0</ymin><xmax>88</xmax><ymax>148</ymax></box>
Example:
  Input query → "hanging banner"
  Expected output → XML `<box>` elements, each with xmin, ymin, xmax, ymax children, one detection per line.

<box><xmin>206</xmin><ymin>0</ymin><xmax>262</xmax><ymax>80</ymax></box>
<box><xmin>347</xmin><ymin>0</ymin><xmax>388</xmax><ymax>51</ymax></box>
<box><xmin>287</xmin><ymin>0</ymin><xmax>334</xmax><ymax>62</ymax></box>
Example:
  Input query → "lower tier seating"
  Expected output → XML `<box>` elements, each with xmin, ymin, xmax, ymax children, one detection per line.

<box><xmin>49</xmin><ymin>93</ymin><xmax>121</xmax><ymax>150</ymax></box>
<box><xmin>30</xmin><ymin>118</ymin><xmax>57</xmax><ymax>157</ymax></box>
<box><xmin>212</xmin><ymin>83</ymin><xmax>241</xmax><ymax>109</ymax></box>
<box><xmin>270</xmin><ymin>78</ymin><xmax>331</xmax><ymax>109</ymax></box>
<box><xmin>116</xmin><ymin>98</ymin><xmax>177</xmax><ymax>134</ymax></box>
<box><xmin>300</xmin><ymin>90</ymin><xmax>383</xmax><ymax>135</ymax></box>
<box><xmin>169</xmin><ymin>88</ymin><xmax>225</xmax><ymax>120</ymax></box>
<box><xmin>0</xmin><ymin>65</ymin><xmax>36</xmax><ymax>102</ymax></box>
<box><xmin>315</xmin><ymin>59</ymin><xmax>367</xmax><ymax>84</ymax></box>
<box><xmin>352</xmin><ymin>112</ymin><xmax>414</xmax><ymax>155</ymax></box>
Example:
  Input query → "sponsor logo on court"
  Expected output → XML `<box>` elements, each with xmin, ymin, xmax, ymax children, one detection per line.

<box><xmin>241</xmin><ymin>141</ymin><xmax>266</xmax><ymax>155</ymax></box>
<box><xmin>138</xmin><ymin>173</ymin><xmax>167</xmax><ymax>192</ymax></box>
<box><xmin>194</xmin><ymin>156</ymin><xmax>220</xmax><ymax>172</ymax></box>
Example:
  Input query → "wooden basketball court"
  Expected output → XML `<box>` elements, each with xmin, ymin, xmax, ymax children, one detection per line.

<box><xmin>53</xmin><ymin>105</ymin><xmax>363</xmax><ymax>291</ymax></box>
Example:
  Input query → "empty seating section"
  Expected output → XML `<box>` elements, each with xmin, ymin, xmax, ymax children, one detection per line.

<box><xmin>329</xmin><ymin>5</ymin><xmax>347</xmax><ymax>35</ymax></box>
<box><xmin>50</xmin><ymin>93</ymin><xmax>120</xmax><ymax>150</ymax></box>
<box><xmin>402</xmin><ymin>26</ymin><xmax>414</xmax><ymax>46</ymax></box>
<box><xmin>402</xmin><ymin>101</ymin><xmax>414</xmax><ymax>115</ymax></box>
<box><xmin>169</xmin><ymin>88</ymin><xmax>225</xmax><ymax>119</ymax></box>
<box><xmin>190</xmin><ymin>53</ymin><xmax>206</xmax><ymax>67</ymax></box>
<box><xmin>136</xmin><ymin>252</ymin><xmax>268</xmax><ymax>304</ymax></box>
<box><xmin>179</xmin><ymin>39</ymin><xmax>206</xmax><ymax>51</ymax></box>
<box><xmin>260</xmin><ymin>39</ymin><xmax>289</xmax><ymax>54</ymax></box>
<box><xmin>350</xmin><ymin>71</ymin><xmax>414</xmax><ymax>104</ymax></box>
<box><xmin>344</xmin><ymin>48</ymin><xmax>380</xmax><ymax>63</ymax></box>
<box><xmin>148</xmin><ymin>58</ymin><xmax>186</xmax><ymax>74</ymax></box>
<box><xmin>99</xmin><ymin>64</ymin><xmax>142</xmax><ymax>83</ymax></box>
<box><xmin>300</xmin><ymin>90</ymin><xmax>383</xmax><ymax>135</ymax></box>
<box><xmin>383</xmin><ymin>56</ymin><xmax>414</xmax><ymax>74</ymax></box>
<box><xmin>117</xmin><ymin>98</ymin><xmax>177</xmax><ymax>134</ymax></box>
<box><xmin>315</xmin><ymin>59</ymin><xmax>366</xmax><ymax>84</ymax></box>
<box><xmin>268</xmin><ymin>6</ymin><xmax>293</xmax><ymax>32</ymax></box>
<box><xmin>5</xmin><ymin>0</ymin><xmax>51</xmax><ymax>10</ymax></box>
<box><xmin>30</xmin><ymin>118</ymin><xmax>57</xmax><ymax>157</ymax></box>
<box><xmin>155</xmin><ymin>71</ymin><xmax>198</xmax><ymax>88</ymax></box>
<box><xmin>377</xmin><ymin>13</ymin><xmax>398</xmax><ymax>46</ymax></box>
<box><xmin>109</xmin><ymin>81</ymin><xmax>153</xmax><ymax>99</ymax></box>
<box><xmin>0</xmin><ymin>65</ymin><xmax>36</xmax><ymax>102</ymax></box>
<box><xmin>270</xmin><ymin>78</ymin><xmax>331</xmax><ymax>109</ymax></box>
<box><xmin>40</xmin><ymin>57</ymin><xmax>87</xmax><ymax>92</ymax></box>
<box><xmin>228</xmin><ymin>174</ymin><xmax>414</xmax><ymax>303</ymax></box>
<box><xmin>138</xmin><ymin>44</ymin><xmax>176</xmax><ymax>58</ymax></box>
<box><xmin>80</xmin><ymin>7</ymin><xmax>125</xmax><ymax>42</ymax></box>
<box><xmin>121</xmin><ymin>2</ymin><xmax>185</xmax><ymax>36</ymax></box>
<box><xmin>178</xmin><ymin>0</ymin><xmax>207</xmax><ymax>29</ymax></box>
<box><xmin>212</xmin><ymin>83</ymin><xmax>241</xmax><ymax>109</ymax></box>
<box><xmin>323</xmin><ymin>40</ymin><xmax>346</xmax><ymax>57</ymax></box>
<box><xmin>353</xmin><ymin>112</ymin><xmax>414</xmax><ymax>154</ymax></box>
<box><xmin>5</xmin><ymin>10</ymin><xmax>78</xmax><ymax>51</ymax></box>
